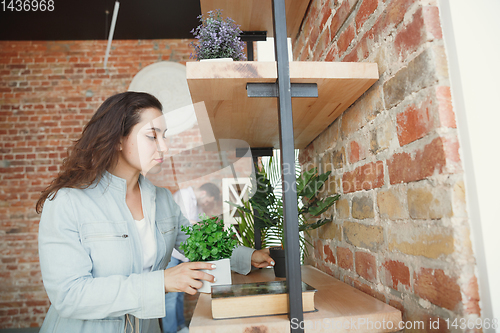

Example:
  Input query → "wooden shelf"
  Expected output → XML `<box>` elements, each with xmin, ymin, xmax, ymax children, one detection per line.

<box><xmin>189</xmin><ymin>266</ymin><xmax>402</xmax><ymax>332</ymax></box>
<box><xmin>186</xmin><ymin>61</ymin><xmax>379</xmax><ymax>149</ymax></box>
<box><xmin>200</xmin><ymin>0</ymin><xmax>310</xmax><ymax>37</ymax></box>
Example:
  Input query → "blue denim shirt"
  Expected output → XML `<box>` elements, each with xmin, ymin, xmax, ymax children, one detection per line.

<box><xmin>38</xmin><ymin>172</ymin><xmax>254</xmax><ymax>333</ymax></box>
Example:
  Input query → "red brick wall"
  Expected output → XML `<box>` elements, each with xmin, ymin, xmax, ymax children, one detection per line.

<box><xmin>296</xmin><ymin>0</ymin><xmax>480</xmax><ymax>327</ymax></box>
<box><xmin>0</xmin><ymin>39</ymin><xmax>194</xmax><ymax>328</ymax></box>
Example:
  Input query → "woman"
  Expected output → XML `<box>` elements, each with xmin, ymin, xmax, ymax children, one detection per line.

<box><xmin>36</xmin><ymin>92</ymin><xmax>273</xmax><ymax>333</ymax></box>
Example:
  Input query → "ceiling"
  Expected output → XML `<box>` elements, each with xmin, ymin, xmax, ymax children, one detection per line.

<box><xmin>0</xmin><ymin>0</ymin><xmax>202</xmax><ymax>41</ymax></box>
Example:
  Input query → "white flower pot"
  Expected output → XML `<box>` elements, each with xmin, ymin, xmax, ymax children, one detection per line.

<box><xmin>199</xmin><ymin>58</ymin><xmax>234</xmax><ymax>62</ymax></box>
<box><xmin>198</xmin><ymin>258</ymin><xmax>232</xmax><ymax>294</ymax></box>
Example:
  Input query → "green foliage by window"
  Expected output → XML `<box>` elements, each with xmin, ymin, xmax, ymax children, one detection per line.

<box><xmin>180</xmin><ymin>215</ymin><xmax>238</xmax><ymax>262</ymax></box>
<box><xmin>229</xmin><ymin>150</ymin><xmax>340</xmax><ymax>257</ymax></box>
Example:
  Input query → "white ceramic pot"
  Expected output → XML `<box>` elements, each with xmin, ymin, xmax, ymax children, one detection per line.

<box><xmin>198</xmin><ymin>258</ymin><xmax>232</xmax><ymax>293</ymax></box>
<box><xmin>199</xmin><ymin>58</ymin><xmax>234</xmax><ymax>62</ymax></box>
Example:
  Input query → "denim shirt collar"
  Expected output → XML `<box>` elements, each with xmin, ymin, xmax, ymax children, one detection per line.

<box><xmin>101</xmin><ymin>171</ymin><xmax>156</xmax><ymax>195</ymax></box>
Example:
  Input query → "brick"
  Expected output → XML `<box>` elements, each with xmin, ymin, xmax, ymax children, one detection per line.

<box><xmin>387</xmin><ymin>137</ymin><xmax>447</xmax><ymax>184</ymax></box>
<box><xmin>355</xmin><ymin>251</ymin><xmax>377</xmax><ymax>282</ymax></box>
<box><xmin>383</xmin><ymin>47</ymin><xmax>439</xmax><ymax>109</ymax></box>
<box><xmin>452</xmin><ymin>180</ymin><xmax>467</xmax><ymax>218</ymax></box>
<box><xmin>319</xmin><ymin>5</ymin><xmax>333</xmax><ymax>32</ymax></box>
<box><xmin>317</xmin><ymin>221</ymin><xmax>342</xmax><ymax>241</ymax></box>
<box><xmin>324</xmin><ymin>44</ymin><xmax>339</xmax><ymax>62</ymax></box>
<box><xmin>313</xmin><ymin>119</ymin><xmax>340</xmax><ymax>155</ymax></box>
<box><xmin>442</xmin><ymin>136</ymin><xmax>462</xmax><ymax>173</ymax></box>
<box><xmin>370</xmin><ymin>116</ymin><xmax>394</xmax><ymax>154</ymax></box>
<box><xmin>321</xmin><ymin>151</ymin><xmax>332</xmax><ymax>173</ymax></box>
<box><xmin>343</xmin><ymin>38</ymin><xmax>367</xmax><ymax>63</ymax></box>
<box><xmin>326</xmin><ymin>174</ymin><xmax>341</xmax><ymax>195</ymax></box>
<box><xmin>337</xmin><ymin>246</ymin><xmax>353</xmax><ymax>270</ymax></box>
<box><xmin>436</xmin><ymin>86</ymin><xmax>456</xmax><ymax>128</ymax></box>
<box><xmin>324</xmin><ymin>244</ymin><xmax>336</xmax><ymax>264</ymax></box>
<box><xmin>349</xmin><ymin>140</ymin><xmax>361</xmax><ymax>163</ymax></box>
<box><xmin>316</xmin><ymin>31</ymin><xmax>331</xmax><ymax>61</ymax></box>
<box><xmin>353</xmin><ymin>280</ymin><xmax>386</xmax><ymax>303</ymax></box>
<box><xmin>414</xmin><ymin>268</ymin><xmax>462</xmax><ymax>311</ymax></box>
<box><xmin>407</xmin><ymin>186</ymin><xmax>453</xmax><ymax>219</ymax></box>
<box><xmin>329</xmin><ymin>0</ymin><xmax>353</xmax><ymax>37</ymax></box>
<box><xmin>314</xmin><ymin>239</ymin><xmax>324</xmax><ymax>260</ymax></box>
<box><xmin>423</xmin><ymin>6</ymin><xmax>443</xmax><ymax>40</ymax></box>
<box><xmin>335</xmin><ymin>198</ymin><xmax>350</xmax><ymax>219</ymax></box>
<box><xmin>394</xmin><ymin>8</ymin><xmax>425</xmax><ymax>59</ymax></box>
<box><xmin>331</xmin><ymin>147</ymin><xmax>345</xmax><ymax>169</ymax></box>
<box><xmin>396</xmin><ymin>96</ymin><xmax>437</xmax><ymax>146</ymax></box>
<box><xmin>341</xmin><ymin>85</ymin><xmax>383</xmax><ymax>138</ymax></box>
<box><xmin>364</xmin><ymin>0</ymin><xmax>415</xmax><ymax>47</ymax></box>
<box><xmin>355</xmin><ymin>0</ymin><xmax>379</xmax><ymax>32</ymax></box>
<box><xmin>350</xmin><ymin>136</ymin><xmax>369</xmax><ymax>164</ymax></box>
<box><xmin>381</xmin><ymin>259</ymin><xmax>410</xmax><ymax>291</ymax></box>
<box><xmin>308</xmin><ymin>26</ymin><xmax>320</xmax><ymax>52</ymax></box>
<box><xmin>463</xmin><ymin>276</ymin><xmax>480</xmax><ymax>315</ymax></box>
<box><xmin>337</xmin><ymin>23</ymin><xmax>355</xmax><ymax>56</ymax></box>
<box><xmin>343</xmin><ymin>221</ymin><xmax>384</xmax><ymax>251</ymax></box>
<box><xmin>352</xmin><ymin>195</ymin><xmax>374</xmax><ymax>219</ymax></box>
<box><xmin>318</xmin><ymin>261</ymin><xmax>336</xmax><ymax>278</ymax></box>
<box><xmin>377</xmin><ymin>187</ymin><xmax>408</xmax><ymax>219</ymax></box>
<box><xmin>342</xmin><ymin>160</ymin><xmax>384</xmax><ymax>193</ymax></box>
<box><xmin>388</xmin><ymin>225</ymin><xmax>454</xmax><ymax>259</ymax></box>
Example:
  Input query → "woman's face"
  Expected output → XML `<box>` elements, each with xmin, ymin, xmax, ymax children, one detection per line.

<box><xmin>120</xmin><ymin>108</ymin><xmax>168</xmax><ymax>175</ymax></box>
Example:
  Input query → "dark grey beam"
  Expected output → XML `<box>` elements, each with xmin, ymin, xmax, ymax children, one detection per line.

<box><xmin>235</xmin><ymin>147</ymin><xmax>274</xmax><ymax>158</ymax></box>
<box><xmin>271</xmin><ymin>0</ymin><xmax>304</xmax><ymax>332</ymax></box>
<box><xmin>240</xmin><ymin>31</ymin><xmax>268</xmax><ymax>41</ymax></box>
<box><xmin>246</xmin><ymin>82</ymin><xmax>318</xmax><ymax>98</ymax></box>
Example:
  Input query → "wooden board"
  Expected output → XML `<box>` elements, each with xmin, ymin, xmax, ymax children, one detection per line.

<box><xmin>186</xmin><ymin>61</ymin><xmax>379</xmax><ymax>149</ymax></box>
<box><xmin>189</xmin><ymin>265</ymin><xmax>402</xmax><ymax>333</ymax></box>
<box><xmin>200</xmin><ymin>0</ymin><xmax>311</xmax><ymax>38</ymax></box>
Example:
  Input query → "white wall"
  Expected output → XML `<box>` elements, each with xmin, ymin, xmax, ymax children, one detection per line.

<box><xmin>439</xmin><ymin>0</ymin><xmax>500</xmax><ymax>330</ymax></box>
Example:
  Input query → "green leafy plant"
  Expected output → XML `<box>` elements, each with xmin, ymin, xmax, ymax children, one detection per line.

<box><xmin>233</xmin><ymin>199</ymin><xmax>256</xmax><ymax>248</ymax></box>
<box><xmin>180</xmin><ymin>215</ymin><xmax>238</xmax><ymax>261</ymax></box>
<box><xmin>230</xmin><ymin>151</ymin><xmax>340</xmax><ymax>256</ymax></box>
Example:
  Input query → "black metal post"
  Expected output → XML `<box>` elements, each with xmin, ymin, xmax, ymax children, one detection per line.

<box><xmin>271</xmin><ymin>0</ymin><xmax>304</xmax><ymax>332</ymax></box>
<box><xmin>252</xmin><ymin>155</ymin><xmax>262</xmax><ymax>250</ymax></box>
<box><xmin>247</xmin><ymin>41</ymin><xmax>254</xmax><ymax>61</ymax></box>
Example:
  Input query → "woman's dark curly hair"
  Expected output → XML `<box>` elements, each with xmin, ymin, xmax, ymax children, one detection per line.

<box><xmin>36</xmin><ymin>91</ymin><xmax>162</xmax><ymax>213</ymax></box>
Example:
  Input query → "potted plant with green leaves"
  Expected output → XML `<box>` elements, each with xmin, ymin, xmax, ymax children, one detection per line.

<box><xmin>180</xmin><ymin>215</ymin><xmax>238</xmax><ymax>293</ymax></box>
<box><xmin>190</xmin><ymin>9</ymin><xmax>247</xmax><ymax>61</ymax></box>
<box><xmin>231</xmin><ymin>152</ymin><xmax>339</xmax><ymax>277</ymax></box>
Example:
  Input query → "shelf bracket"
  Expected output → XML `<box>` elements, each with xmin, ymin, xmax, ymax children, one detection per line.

<box><xmin>241</xmin><ymin>31</ymin><xmax>267</xmax><ymax>61</ymax></box>
<box><xmin>246</xmin><ymin>82</ymin><xmax>318</xmax><ymax>98</ymax></box>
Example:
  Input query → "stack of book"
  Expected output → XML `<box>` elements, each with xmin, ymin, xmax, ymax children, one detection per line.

<box><xmin>211</xmin><ymin>280</ymin><xmax>317</xmax><ymax>319</ymax></box>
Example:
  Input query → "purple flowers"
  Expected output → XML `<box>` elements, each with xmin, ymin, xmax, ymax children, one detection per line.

<box><xmin>190</xmin><ymin>9</ymin><xmax>247</xmax><ymax>61</ymax></box>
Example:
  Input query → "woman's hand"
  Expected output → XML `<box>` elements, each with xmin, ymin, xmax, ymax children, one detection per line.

<box><xmin>251</xmin><ymin>248</ymin><xmax>275</xmax><ymax>268</ymax></box>
<box><xmin>163</xmin><ymin>262</ymin><xmax>215</xmax><ymax>295</ymax></box>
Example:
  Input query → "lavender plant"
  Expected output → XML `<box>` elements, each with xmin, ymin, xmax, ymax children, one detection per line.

<box><xmin>190</xmin><ymin>9</ymin><xmax>247</xmax><ymax>61</ymax></box>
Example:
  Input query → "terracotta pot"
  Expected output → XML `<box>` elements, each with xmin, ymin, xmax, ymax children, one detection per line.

<box><xmin>198</xmin><ymin>258</ymin><xmax>232</xmax><ymax>293</ymax></box>
<box><xmin>269</xmin><ymin>246</ymin><xmax>286</xmax><ymax>278</ymax></box>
